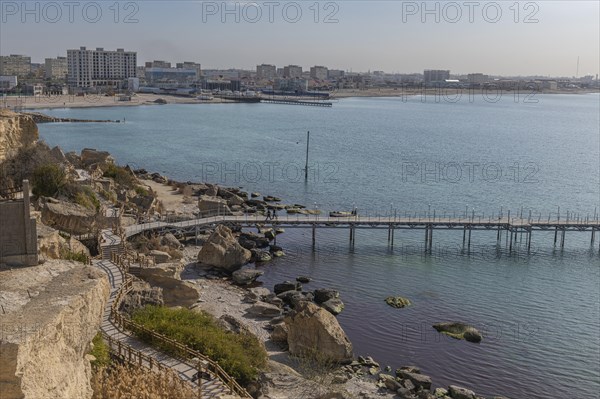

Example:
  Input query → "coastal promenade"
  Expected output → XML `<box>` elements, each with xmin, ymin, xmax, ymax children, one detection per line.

<box><xmin>123</xmin><ymin>211</ymin><xmax>600</xmax><ymax>252</ymax></box>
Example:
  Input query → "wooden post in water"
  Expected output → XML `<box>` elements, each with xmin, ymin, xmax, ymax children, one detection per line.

<box><xmin>391</xmin><ymin>226</ymin><xmax>395</xmax><ymax>247</ymax></box>
<box><xmin>527</xmin><ymin>229</ymin><xmax>532</xmax><ymax>252</ymax></box>
<box><xmin>429</xmin><ymin>227</ymin><xmax>433</xmax><ymax>251</ymax></box>
<box><xmin>424</xmin><ymin>226</ymin><xmax>429</xmax><ymax>252</ymax></box>
<box><xmin>561</xmin><ymin>229</ymin><xmax>566</xmax><ymax>249</ymax></box>
<box><xmin>467</xmin><ymin>227</ymin><xmax>472</xmax><ymax>252</ymax></box>
<box><xmin>312</xmin><ymin>224</ymin><xmax>316</xmax><ymax>249</ymax></box>
<box><xmin>554</xmin><ymin>227</ymin><xmax>558</xmax><ymax>246</ymax></box>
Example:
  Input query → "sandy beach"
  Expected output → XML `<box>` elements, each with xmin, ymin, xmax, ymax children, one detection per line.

<box><xmin>4</xmin><ymin>88</ymin><xmax>596</xmax><ymax>111</ymax></box>
<box><xmin>2</xmin><ymin>93</ymin><xmax>231</xmax><ymax>110</ymax></box>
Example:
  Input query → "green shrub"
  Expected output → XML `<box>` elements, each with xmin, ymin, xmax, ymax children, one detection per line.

<box><xmin>73</xmin><ymin>186</ymin><xmax>101</xmax><ymax>211</ymax></box>
<box><xmin>60</xmin><ymin>248</ymin><xmax>89</xmax><ymax>264</ymax></box>
<box><xmin>131</xmin><ymin>306</ymin><xmax>267</xmax><ymax>386</ymax></box>
<box><xmin>89</xmin><ymin>332</ymin><xmax>111</xmax><ymax>368</ymax></box>
<box><xmin>31</xmin><ymin>163</ymin><xmax>66</xmax><ymax>197</ymax></box>
<box><xmin>103</xmin><ymin>164</ymin><xmax>137</xmax><ymax>188</ymax></box>
<box><xmin>135</xmin><ymin>186</ymin><xmax>149</xmax><ymax>197</ymax></box>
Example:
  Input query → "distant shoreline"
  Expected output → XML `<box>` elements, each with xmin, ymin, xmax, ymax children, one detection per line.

<box><xmin>2</xmin><ymin>88</ymin><xmax>598</xmax><ymax>111</ymax></box>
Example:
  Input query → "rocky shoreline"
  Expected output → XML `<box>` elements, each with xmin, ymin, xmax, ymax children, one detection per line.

<box><xmin>0</xmin><ymin>133</ymin><xmax>511</xmax><ymax>398</ymax></box>
<box><xmin>127</xmin><ymin>171</ymin><xmax>510</xmax><ymax>399</ymax></box>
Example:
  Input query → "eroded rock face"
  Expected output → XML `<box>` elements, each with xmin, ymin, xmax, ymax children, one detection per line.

<box><xmin>38</xmin><ymin>197</ymin><xmax>97</xmax><ymax>236</ymax></box>
<box><xmin>0</xmin><ymin>110</ymin><xmax>38</xmax><ymax>163</ymax></box>
<box><xmin>37</xmin><ymin>223</ymin><xmax>90</xmax><ymax>260</ymax></box>
<box><xmin>197</xmin><ymin>225</ymin><xmax>251</xmax><ymax>273</ymax></box>
<box><xmin>284</xmin><ymin>301</ymin><xmax>353</xmax><ymax>363</ymax></box>
<box><xmin>134</xmin><ymin>268</ymin><xmax>198</xmax><ymax>308</ymax></box>
<box><xmin>119</xmin><ymin>280</ymin><xmax>164</xmax><ymax>315</ymax></box>
<box><xmin>0</xmin><ymin>260</ymin><xmax>109</xmax><ymax>399</ymax></box>
<box><xmin>198</xmin><ymin>195</ymin><xmax>231</xmax><ymax>215</ymax></box>
<box><xmin>80</xmin><ymin>148</ymin><xmax>114</xmax><ymax>168</ymax></box>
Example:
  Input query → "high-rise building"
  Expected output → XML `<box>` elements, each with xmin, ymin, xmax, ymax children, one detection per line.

<box><xmin>45</xmin><ymin>57</ymin><xmax>68</xmax><ymax>80</ymax></box>
<box><xmin>424</xmin><ymin>69</ymin><xmax>450</xmax><ymax>83</ymax></box>
<box><xmin>283</xmin><ymin>65</ymin><xmax>303</xmax><ymax>79</ymax></box>
<box><xmin>67</xmin><ymin>47</ymin><xmax>137</xmax><ymax>88</ymax></box>
<box><xmin>0</xmin><ymin>54</ymin><xmax>31</xmax><ymax>77</ymax></box>
<box><xmin>310</xmin><ymin>66</ymin><xmax>329</xmax><ymax>81</ymax></box>
<box><xmin>256</xmin><ymin>64</ymin><xmax>276</xmax><ymax>80</ymax></box>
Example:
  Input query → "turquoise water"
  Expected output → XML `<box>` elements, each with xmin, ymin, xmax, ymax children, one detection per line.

<box><xmin>38</xmin><ymin>94</ymin><xmax>600</xmax><ymax>398</ymax></box>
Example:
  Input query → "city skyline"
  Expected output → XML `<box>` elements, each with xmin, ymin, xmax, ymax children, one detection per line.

<box><xmin>1</xmin><ymin>1</ymin><xmax>599</xmax><ymax>77</ymax></box>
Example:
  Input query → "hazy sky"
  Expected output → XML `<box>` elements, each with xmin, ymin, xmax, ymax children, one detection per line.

<box><xmin>1</xmin><ymin>0</ymin><xmax>599</xmax><ymax>76</ymax></box>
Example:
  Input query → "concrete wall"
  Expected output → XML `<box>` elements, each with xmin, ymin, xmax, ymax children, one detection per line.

<box><xmin>0</xmin><ymin>180</ymin><xmax>38</xmax><ymax>266</ymax></box>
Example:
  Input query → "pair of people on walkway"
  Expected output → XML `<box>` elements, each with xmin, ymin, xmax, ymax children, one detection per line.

<box><xmin>265</xmin><ymin>209</ymin><xmax>278</xmax><ymax>221</ymax></box>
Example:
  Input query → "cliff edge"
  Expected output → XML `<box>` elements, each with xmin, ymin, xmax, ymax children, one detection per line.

<box><xmin>0</xmin><ymin>109</ymin><xmax>38</xmax><ymax>163</ymax></box>
<box><xmin>0</xmin><ymin>260</ymin><xmax>109</xmax><ymax>399</ymax></box>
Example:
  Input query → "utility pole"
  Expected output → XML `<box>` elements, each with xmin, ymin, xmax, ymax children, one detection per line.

<box><xmin>304</xmin><ymin>131</ymin><xmax>310</xmax><ymax>182</ymax></box>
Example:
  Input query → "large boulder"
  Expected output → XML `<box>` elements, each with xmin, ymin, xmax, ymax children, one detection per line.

<box><xmin>135</xmin><ymin>272</ymin><xmax>198</xmax><ymax>308</ymax></box>
<box><xmin>395</xmin><ymin>370</ymin><xmax>432</xmax><ymax>390</ymax></box>
<box><xmin>433</xmin><ymin>322</ymin><xmax>482</xmax><ymax>343</ymax></box>
<box><xmin>149</xmin><ymin>249</ymin><xmax>171</xmax><ymax>264</ymax></box>
<box><xmin>448</xmin><ymin>385</ymin><xmax>476</xmax><ymax>399</ymax></box>
<box><xmin>274</xmin><ymin>281</ymin><xmax>301</xmax><ymax>295</ymax></box>
<box><xmin>197</xmin><ymin>225</ymin><xmax>251</xmax><ymax>273</ymax></box>
<box><xmin>232</xmin><ymin>268</ymin><xmax>264</xmax><ymax>285</ymax></box>
<box><xmin>284</xmin><ymin>301</ymin><xmax>353</xmax><ymax>363</ymax></box>
<box><xmin>314</xmin><ymin>288</ymin><xmax>339</xmax><ymax>304</ymax></box>
<box><xmin>37</xmin><ymin>223</ymin><xmax>90</xmax><ymax>260</ymax></box>
<box><xmin>39</xmin><ymin>197</ymin><xmax>97</xmax><ymax>236</ymax></box>
<box><xmin>80</xmin><ymin>148</ymin><xmax>114</xmax><ymax>167</ymax></box>
<box><xmin>198</xmin><ymin>195</ymin><xmax>231</xmax><ymax>215</ymax></box>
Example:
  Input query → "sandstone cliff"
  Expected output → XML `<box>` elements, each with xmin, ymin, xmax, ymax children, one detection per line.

<box><xmin>0</xmin><ymin>260</ymin><xmax>110</xmax><ymax>399</ymax></box>
<box><xmin>0</xmin><ymin>110</ymin><xmax>38</xmax><ymax>163</ymax></box>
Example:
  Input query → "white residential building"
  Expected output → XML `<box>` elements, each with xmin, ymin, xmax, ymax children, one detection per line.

<box><xmin>67</xmin><ymin>47</ymin><xmax>137</xmax><ymax>88</ymax></box>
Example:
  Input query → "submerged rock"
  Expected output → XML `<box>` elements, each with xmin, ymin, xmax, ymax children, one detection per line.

<box><xmin>432</xmin><ymin>322</ymin><xmax>482</xmax><ymax>343</ymax></box>
<box><xmin>385</xmin><ymin>296</ymin><xmax>411</xmax><ymax>308</ymax></box>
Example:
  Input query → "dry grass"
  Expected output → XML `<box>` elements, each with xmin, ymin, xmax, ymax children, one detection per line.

<box><xmin>92</xmin><ymin>363</ymin><xmax>197</xmax><ymax>399</ymax></box>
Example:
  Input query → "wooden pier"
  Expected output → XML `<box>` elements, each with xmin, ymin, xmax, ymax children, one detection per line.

<box><xmin>260</xmin><ymin>98</ymin><xmax>333</xmax><ymax>107</ymax></box>
<box><xmin>124</xmin><ymin>211</ymin><xmax>600</xmax><ymax>254</ymax></box>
